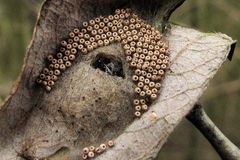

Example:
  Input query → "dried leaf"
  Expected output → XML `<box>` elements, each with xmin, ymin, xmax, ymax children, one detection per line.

<box><xmin>96</xmin><ymin>25</ymin><xmax>236</xmax><ymax>160</ymax></box>
<box><xmin>0</xmin><ymin>0</ymin><xmax>235</xmax><ymax>160</ymax></box>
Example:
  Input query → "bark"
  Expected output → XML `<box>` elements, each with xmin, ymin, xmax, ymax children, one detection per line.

<box><xmin>0</xmin><ymin>0</ymin><xmax>236</xmax><ymax>160</ymax></box>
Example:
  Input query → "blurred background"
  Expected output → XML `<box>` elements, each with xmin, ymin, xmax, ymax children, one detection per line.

<box><xmin>0</xmin><ymin>0</ymin><xmax>239</xmax><ymax>159</ymax></box>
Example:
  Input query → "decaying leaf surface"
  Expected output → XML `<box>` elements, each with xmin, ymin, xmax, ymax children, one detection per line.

<box><xmin>0</xmin><ymin>0</ymin><xmax>236</xmax><ymax>160</ymax></box>
<box><xmin>95</xmin><ymin>25</ymin><xmax>236</xmax><ymax>160</ymax></box>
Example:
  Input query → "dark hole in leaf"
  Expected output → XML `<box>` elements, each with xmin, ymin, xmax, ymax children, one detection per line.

<box><xmin>92</xmin><ymin>53</ymin><xmax>125</xmax><ymax>78</ymax></box>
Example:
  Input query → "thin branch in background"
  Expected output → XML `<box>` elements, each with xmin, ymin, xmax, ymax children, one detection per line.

<box><xmin>186</xmin><ymin>104</ymin><xmax>240</xmax><ymax>160</ymax></box>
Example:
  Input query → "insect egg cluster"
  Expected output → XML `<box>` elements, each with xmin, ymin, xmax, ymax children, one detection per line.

<box><xmin>82</xmin><ymin>140</ymin><xmax>114</xmax><ymax>159</ymax></box>
<box><xmin>36</xmin><ymin>8</ymin><xmax>170</xmax><ymax>117</ymax></box>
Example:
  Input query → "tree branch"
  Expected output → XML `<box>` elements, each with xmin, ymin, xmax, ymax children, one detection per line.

<box><xmin>187</xmin><ymin>104</ymin><xmax>240</xmax><ymax>160</ymax></box>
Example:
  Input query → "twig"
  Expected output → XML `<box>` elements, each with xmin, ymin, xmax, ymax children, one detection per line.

<box><xmin>186</xmin><ymin>104</ymin><xmax>240</xmax><ymax>160</ymax></box>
